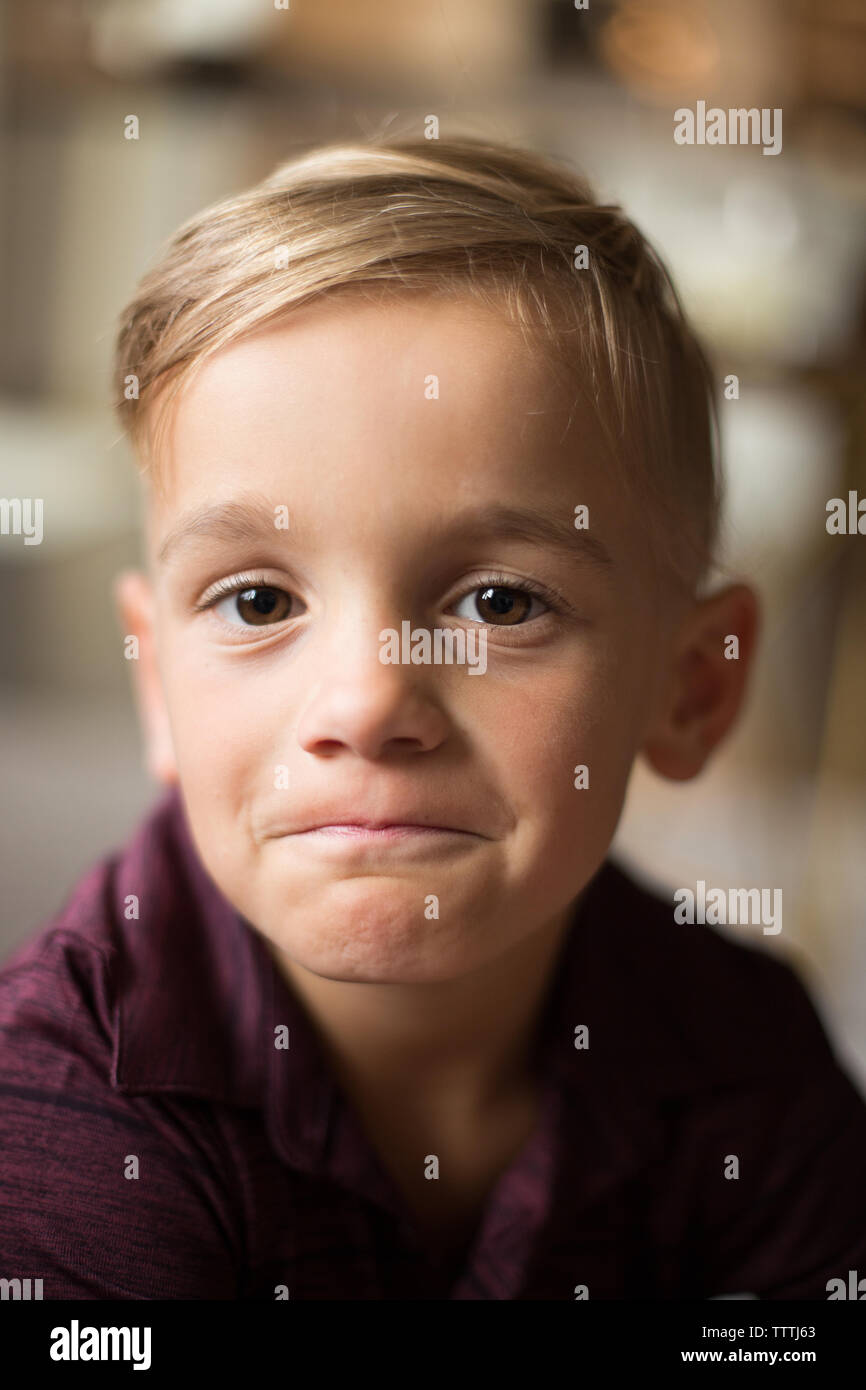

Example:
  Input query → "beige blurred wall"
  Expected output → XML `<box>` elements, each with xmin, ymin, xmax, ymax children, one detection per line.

<box><xmin>1</xmin><ymin>0</ymin><xmax>864</xmax><ymax>1083</ymax></box>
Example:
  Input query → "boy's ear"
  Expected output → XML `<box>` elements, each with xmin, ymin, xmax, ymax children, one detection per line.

<box><xmin>113</xmin><ymin>570</ymin><xmax>178</xmax><ymax>787</ymax></box>
<box><xmin>640</xmin><ymin>583</ymin><xmax>760</xmax><ymax>781</ymax></box>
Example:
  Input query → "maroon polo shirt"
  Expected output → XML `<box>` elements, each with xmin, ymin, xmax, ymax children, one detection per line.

<box><xmin>1</xmin><ymin>785</ymin><xmax>865</xmax><ymax>1300</ymax></box>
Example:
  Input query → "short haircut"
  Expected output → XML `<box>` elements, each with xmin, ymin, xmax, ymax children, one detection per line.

<box><xmin>113</xmin><ymin>134</ymin><xmax>722</xmax><ymax>591</ymax></box>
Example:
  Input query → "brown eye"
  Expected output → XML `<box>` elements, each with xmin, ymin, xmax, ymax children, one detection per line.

<box><xmin>454</xmin><ymin>585</ymin><xmax>538</xmax><ymax>626</ymax></box>
<box><xmin>217</xmin><ymin>586</ymin><xmax>294</xmax><ymax>627</ymax></box>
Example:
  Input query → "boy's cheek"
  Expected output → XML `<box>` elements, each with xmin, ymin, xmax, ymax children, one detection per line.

<box><xmin>160</xmin><ymin>645</ymin><xmax>636</xmax><ymax>817</ymax></box>
<box><xmin>484</xmin><ymin>668</ymin><xmax>635</xmax><ymax>789</ymax></box>
<box><xmin>163</xmin><ymin>695</ymin><xmax>266</xmax><ymax>818</ymax></box>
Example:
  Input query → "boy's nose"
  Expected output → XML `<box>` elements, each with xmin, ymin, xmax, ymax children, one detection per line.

<box><xmin>294</xmin><ymin>625</ymin><xmax>453</xmax><ymax>761</ymax></box>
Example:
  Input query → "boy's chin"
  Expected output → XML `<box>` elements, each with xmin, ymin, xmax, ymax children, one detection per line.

<box><xmin>256</xmin><ymin>880</ymin><xmax>505</xmax><ymax>984</ymax></box>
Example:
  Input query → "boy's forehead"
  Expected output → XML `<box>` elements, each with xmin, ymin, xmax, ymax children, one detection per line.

<box><xmin>144</xmin><ymin>293</ymin><xmax>632</xmax><ymax>570</ymax></box>
<box><xmin>163</xmin><ymin>293</ymin><xmax>576</xmax><ymax>451</ymax></box>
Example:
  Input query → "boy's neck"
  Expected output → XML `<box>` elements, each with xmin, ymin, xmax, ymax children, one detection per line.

<box><xmin>267</xmin><ymin>901</ymin><xmax>578</xmax><ymax>1121</ymax></box>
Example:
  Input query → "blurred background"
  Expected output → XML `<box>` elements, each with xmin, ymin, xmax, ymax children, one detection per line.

<box><xmin>1</xmin><ymin>0</ymin><xmax>864</xmax><ymax>1080</ymax></box>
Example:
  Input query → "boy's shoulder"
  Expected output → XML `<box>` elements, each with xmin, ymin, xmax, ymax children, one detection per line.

<box><xmin>0</xmin><ymin>838</ymin><xmax>128</xmax><ymax>1076</ymax></box>
<box><xmin>0</xmin><ymin>787</ymin><xmax>270</xmax><ymax>1107</ymax></box>
<box><xmin>0</xmin><ymin>789</ymin><xmax>252</xmax><ymax>1299</ymax></box>
<box><xmin>559</xmin><ymin>855</ymin><xmax>841</xmax><ymax>1095</ymax></box>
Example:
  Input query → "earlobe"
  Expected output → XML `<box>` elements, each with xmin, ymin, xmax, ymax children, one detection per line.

<box><xmin>640</xmin><ymin>583</ymin><xmax>760</xmax><ymax>783</ymax></box>
<box><xmin>113</xmin><ymin>569</ymin><xmax>179</xmax><ymax>787</ymax></box>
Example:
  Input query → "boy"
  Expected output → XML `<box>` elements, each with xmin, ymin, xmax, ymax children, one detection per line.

<box><xmin>1</xmin><ymin>135</ymin><xmax>864</xmax><ymax>1300</ymax></box>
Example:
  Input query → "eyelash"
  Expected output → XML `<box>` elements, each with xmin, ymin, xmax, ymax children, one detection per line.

<box><xmin>195</xmin><ymin>572</ymin><xmax>280</xmax><ymax>613</ymax></box>
<box><xmin>459</xmin><ymin>570</ymin><xmax>570</xmax><ymax>619</ymax></box>
<box><xmin>195</xmin><ymin>569</ymin><xmax>571</xmax><ymax>625</ymax></box>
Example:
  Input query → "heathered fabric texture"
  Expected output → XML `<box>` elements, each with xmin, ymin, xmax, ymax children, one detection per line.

<box><xmin>1</xmin><ymin>787</ymin><xmax>865</xmax><ymax>1299</ymax></box>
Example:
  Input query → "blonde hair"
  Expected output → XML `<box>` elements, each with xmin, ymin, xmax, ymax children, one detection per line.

<box><xmin>113</xmin><ymin>134</ymin><xmax>722</xmax><ymax>590</ymax></box>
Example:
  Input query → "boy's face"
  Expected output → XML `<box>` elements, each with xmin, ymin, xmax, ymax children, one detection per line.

<box><xmin>121</xmin><ymin>295</ymin><xmax>702</xmax><ymax>983</ymax></box>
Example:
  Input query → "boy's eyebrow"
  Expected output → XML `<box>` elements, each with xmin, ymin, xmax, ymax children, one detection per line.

<box><xmin>156</xmin><ymin>498</ymin><xmax>614</xmax><ymax>570</ymax></box>
<box><xmin>157</xmin><ymin>498</ymin><xmax>287</xmax><ymax>567</ymax></box>
<box><xmin>442</xmin><ymin>504</ymin><xmax>615</xmax><ymax>570</ymax></box>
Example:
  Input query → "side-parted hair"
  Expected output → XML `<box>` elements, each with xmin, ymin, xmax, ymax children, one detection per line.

<box><xmin>113</xmin><ymin>134</ymin><xmax>722</xmax><ymax>591</ymax></box>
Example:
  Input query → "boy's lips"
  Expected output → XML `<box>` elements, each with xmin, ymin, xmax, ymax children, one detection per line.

<box><xmin>262</xmin><ymin>808</ymin><xmax>489</xmax><ymax>840</ymax></box>
<box><xmin>298</xmin><ymin>823</ymin><xmax>474</xmax><ymax>842</ymax></box>
<box><xmin>300</xmin><ymin>817</ymin><xmax>471</xmax><ymax>834</ymax></box>
<box><xmin>285</xmin><ymin>817</ymin><xmax>483</xmax><ymax>838</ymax></box>
<box><xmin>276</xmin><ymin>819</ymin><xmax>484</xmax><ymax>858</ymax></box>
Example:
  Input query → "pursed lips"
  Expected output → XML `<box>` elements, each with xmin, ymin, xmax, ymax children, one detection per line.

<box><xmin>265</xmin><ymin>817</ymin><xmax>487</xmax><ymax>857</ymax></box>
<box><xmin>293</xmin><ymin>818</ymin><xmax>479</xmax><ymax>837</ymax></box>
<box><xmin>262</xmin><ymin>811</ymin><xmax>488</xmax><ymax>841</ymax></box>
